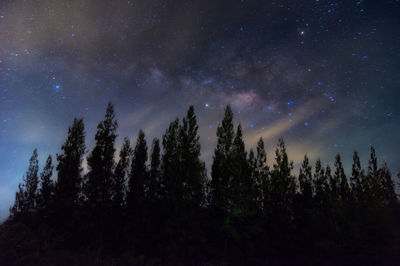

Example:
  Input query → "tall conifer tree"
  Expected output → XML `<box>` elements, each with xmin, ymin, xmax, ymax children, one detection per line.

<box><xmin>38</xmin><ymin>155</ymin><xmax>54</xmax><ymax>210</ymax></box>
<box><xmin>113</xmin><ymin>138</ymin><xmax>132</xmax><ymax>210</ymax></box>
<box><xmin>254</xmin><ymin>138</ymin><xmax>269</xmax><ymax>213</ymax></box>
<box><xmin>85</xmin><ymin>102</ymin><xmax>118</xmax><ymax>209</ymax></box>
<box><xmin>10</xmin><ymin>149</ymin><xmax>39</xmax><ymax>216</ymax></box>
<box><xmin>55</xmin><ymin>118</ymin><xmax>86</xmax><ymax>207</ymax></box>
<box><xmin>148</xmin><ymin>138</ymin><xmax>161</xmax><ymax>202</ymax></box>
<box><xmin>210</xmin><ymin>105</ymin><xmax>235</xmax><ymax>211</ymax></box>
<box><xmin>179</xmin><ymin>106</ymin><xmax>206</xmax><ymax>207</ymax></box>
<box><xmin>162</xmin><ymin>119</ymin><xmax>181</xmax><ymax>205</ymax></box>
<box><xmin>379</xmin><ymin>163</ymin><xmax>397</xmax><ymax>204</ymax></box>
<box><xmin>333</xmin><ymin>154</ymin><xmax>349</xmax><ymax>201</ymax></box>
<box><xmin>231</xmin><ymin>124</ymin><xmax>251</xmax><ymax>214</ymax></box>
<box><xmin>313</xmin><ymin>159</ymin><xmax>328</xmax><ymax>205</ymax></box>
<box><xmin>299</xmin><ymin>155</ymin><xmax>313</xmax><ymax>203</ymax></box>
<box><xmin>25</xmin><ymin>149</ymin><xmax>39</xmax><ymax>213</ymax></box>
<box><xmin>269</xmin><ymin>138</ymin><xmax>296</xmax><ymax>232</ymax></box>
<box><xmin>350</xmin><ymin>151</ymin><xmax>364</xmax><ymax>201</ymax></box>
<box><xmin>128</xmin><ymin>130</ymin><xmax>148</xmax><ymax>215</ymax></box>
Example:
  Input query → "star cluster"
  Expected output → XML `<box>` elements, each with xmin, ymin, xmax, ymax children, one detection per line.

<box><xmin>0</xmin><ymin>0</ymin><xmax>399</xmax><ymax>219</ymax></box>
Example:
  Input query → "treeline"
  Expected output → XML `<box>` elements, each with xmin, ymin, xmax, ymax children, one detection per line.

<box><xmin>1</xmin><ymin>103</ymin><xmax>399</xmax><ymax>265</ymax></box>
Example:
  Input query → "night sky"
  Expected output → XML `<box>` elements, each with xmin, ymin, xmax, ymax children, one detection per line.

<box><xmin>0</xmin><ymin>0</ymin><xmax>399</xmax><ymax>219</ymax></box>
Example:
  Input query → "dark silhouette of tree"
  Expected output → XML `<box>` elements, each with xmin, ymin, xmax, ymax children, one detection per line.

<box><xmin>247</xmin><ymin>149</ymin><xmax>258</xmax><ymax>210</ymax></box>
<box><xmin>84</xmin><ymin>102</ymin><xmax>118</xmax><ymax>209</ymax></box>
<box><xmin>55</xmin><ymin>118</ymin><xmax>86</xmax><ymax>207</ymax></box>
<box><xmin>148</xmin><ymin>138</ymin><xmax>161</xmax><ymax>202</ymax></box>
<box><xmin>313</xmin><ymin>159</ymin><xmax>328</xmax><ymax>205</ymax></box>
<box><xmin>171</xmin><ymin>106</ymin><xmax>208</xmax><ymax>259</ymax></box>
<box><xmin>379</xmin><ymin>162</ymin><xmax>397</xmax><ymax>204</ymax></box>
<box><xmin>254</xmin><ymin>138</ymin><xmax>269</xmax><ymax>213</ymax></box>
<box><xmin>268</xmin><ymin>138</ymin><xmax>296</xmax><ymax>243</ymax></box>
<box><xmin>210</xmin><ymin>105</ymin><xmax>234</xmax><ymax>212</ymax></box>
<box><xmin>247</xmin><ymin>148</ymin><xmax>263</xmax><ymax>213</ymax></box>
<box><xmin>109</xmin><ymin>137</ymin><xmax>132</xmax><ymax>251</ymax></box>
<box><xmin>162</xmin><ymin>119</ymin><xmax>181</xmax><ymax>206</ymax></box>
<box><xmin>337</xmin><ymin>155</ymin><xmax>350</xmax><ymax>201</ymax></box>
<box><xmin>270</xmin><ymin>138</ymin><xmax>296</xmax><ymax>207</ymax></box>
<box><xmin>127</xmin><ymin>130</ymin><xmax>148</xmax><ymax>216</ymax></box>
<box><xmin>2</xmin><ymin>104</ymin><xmax>400</xmax><ymax>266</ymax></box>
<box><xmin>179</xmin><ymin>106</ymin><xmax>206</xmax><ymax>207</ymax></box>
<box><xmin>351</xmin><ymin>151</ymin><xmax>364</xmax><ymax>202</ymax></box>
<box><xmin>38</xmin><ymin>155</ymin><xmax>54</xmax><ymax>211</ymax></box>
<box><xmin>297</xmin><ymin>154</ymin><xmax>314</xmax><ymax>245</ymax></box>
<box><xmin>11</xmin><ymin>149</ymin><xmax>39</xmax><ymax>217</ymax></box>
<box><xmin>25</xmin><ymin>149</ymin><xmax>39</xmax><ymax>213</ymax></box>
<box><xmin>325</xmin><ymin>163</ymin><xmax>333</xmax><ymax>192</ymax></box>
<box><xmin>231</xmin><ymin>124</ymin><xmax>251</xmax><ymax>215</ymax></box>
<box><xmin>10</xmin><ymin>184</ymin><xmax>25</xmax><ymax>218</ymax></box>
<box><xmin>331</xmin><ymin>154</ymin><xmax>348</xmax><ymax>200</ymax></box>
<box><xmin>144</xmin><ymin>137</ymin><xmax>163</xmax><ymax>254</ymax></box>
<box><xmin>299</xmin><ymin>154</ymin><xmax>313</xmax><ymax>204</ymax></box>
<box><xmin>366</xmin><ymin>146</ymin><xmax>380</xmax><ymax>201</ymax></box>
<box><xmin>113</xmin><ymin>137</ymin><xmax>132</xmax><ymax>210</ymax></box>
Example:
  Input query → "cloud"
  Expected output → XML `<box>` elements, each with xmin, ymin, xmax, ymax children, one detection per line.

<box><xmin>245</xmin><ymin>98</ymin><xmax>324</xmax><ymax>146</ymax></box>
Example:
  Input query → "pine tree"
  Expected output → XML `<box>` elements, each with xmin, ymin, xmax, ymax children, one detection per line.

<box><xmin>333</xmin><ymin>154</ymin><xmax>349</xmax><ymax>201</ymax></box>
<box><xmin>378</xmin><ymin>163</ymin><xmax>397</xmax><ymax>204</ymax></box>
<box><xmin>10</xmin><ymin>149</ymin><xmax>40</xmax><ymax>217</ymax></box>
<box><xmin>55</xmin><ymin>118</ymin><xmax>86</xmax><ymax>207</ymax></box>
<box><xmin>366</xmin><ymin>146</ymin><xmax>381</xmax><ymax>201</ymax></box>
<box><xmin>350</xmin><ymin>151</ymin><xmax>364</xmax><ymax>202</ymax></box>
<box><xmin>85</xmin><ymin>102</ymin><xmax>118</xmax><ymax>209</ymax></box>
<box><xmin>269</xmin><ymin>138</ymin><xmax>296</xmax><ymax>231</ymax></box>
<box><xmin>113</xmin><ymin>138</ymin><xmax>132</xmax><ymax>210</ymax></box>
<box><xmin>10</xmin><ymin>184</ymin><xmax>26</xmax><ymax>217</ymax></box>
<box><xmin>38</xmin><ymin>155</ymin><xmax>54</xmax><ymax>210</ymax></box>
<box><xmin>127</xmin><ymin>130</ymin><xmax>148</xmax><ymax>215</ymax></box>
<box><xmin>330</xmin><ymin>156</ymin><xmax>340</xmax><ymax>200</ymax></box>
<box><xmin>254</xmin><ymin>138</ymin><xmax>269</xmax><ymax>213</ymax></box>
<box><xmin>25</xmin><ymin>149</ymin><xmax>39</xmax><ymax>213</ymax></box>
<box><xmin>299</xmin><ymin>154</ymin><xmax>313</xmax><ymax>203</ymax></box>
<box><xmin>210</xmin><ymin>105</ymin><xmax>235</xmax><ymax>212</ymax></box>
<box><xmin>162</xmin><ymin>119</ymin><xmax>182</xmax><ymax>206</ymax></box>
<box><xmin>270</xmin><ymin>138</ymin><xmax>296</xmax><ymax>204</ymax></box>
<box><xmin>313</xmin><ymin>159</ymin><xmax>328</xmax><ymax>205</ymax></box>
<box><xmin>325</xmin><ymin>164</ymin><xmax>332</xmax><ymax>195</ymax></box>
<box><xmin>248</xmin><ymin>149</ymin><xmax>258</xmax><ymax>208</ymax></box>
<box><xmin>148</xmin><ymin>138</ymin><xmax>161</xmax><ymax>202</ymax></box>
<box><xmin>231</xmin><ymin>124</ymin><xmax>251</xmax><ymax>215</ymax></box>
<box><xmin>179</xmin><ymin>106</ymin><xmax>206</xmax><ymax>207</ymax></box>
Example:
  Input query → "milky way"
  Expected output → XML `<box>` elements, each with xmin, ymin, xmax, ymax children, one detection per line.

<box><xmin>0</xmin><ymin>0</ymin><xmax>399</xmax><ymax>218</ymax></box>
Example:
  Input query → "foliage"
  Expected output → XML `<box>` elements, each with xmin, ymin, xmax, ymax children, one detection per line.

<box><xmin>1</xmin><ymin>103</ymin><xmax>399</xmax><ymax>265</ymax></box>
